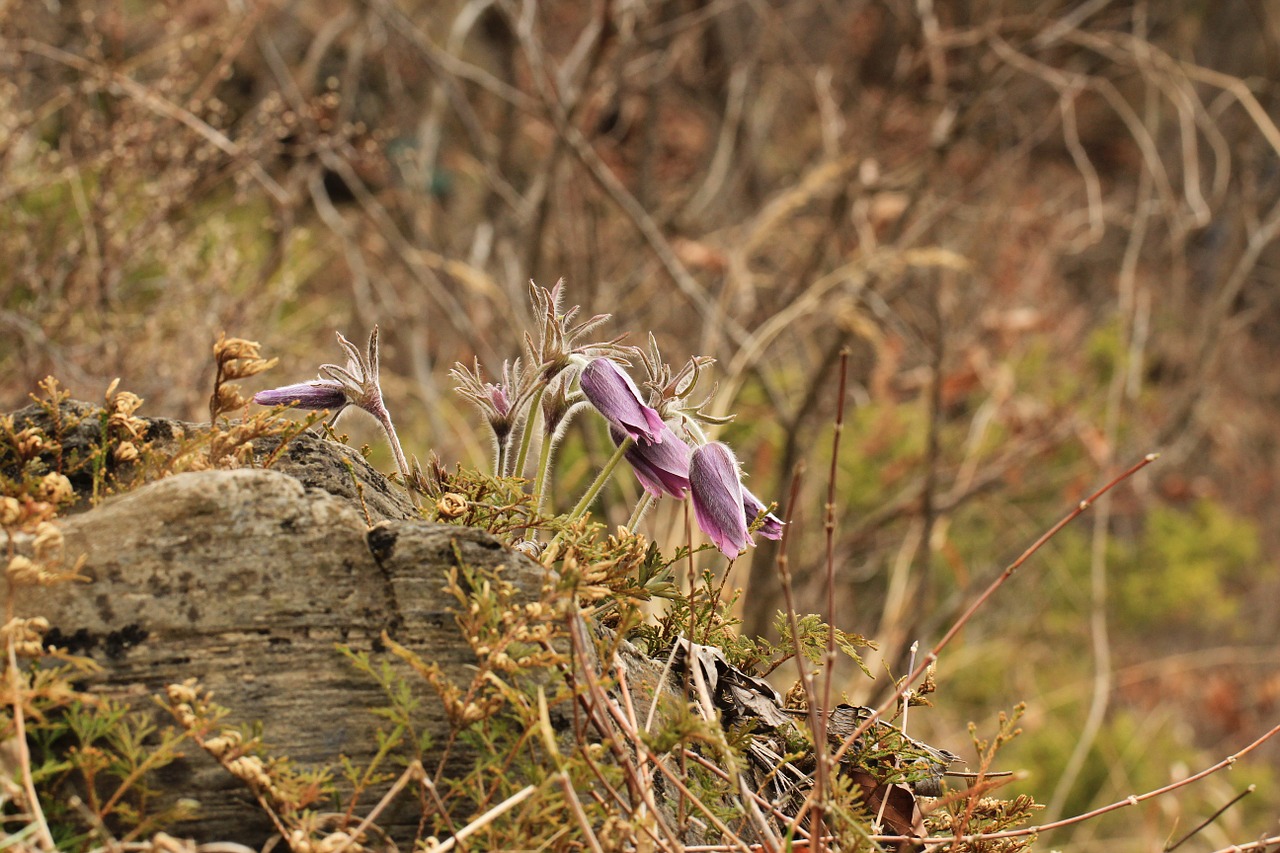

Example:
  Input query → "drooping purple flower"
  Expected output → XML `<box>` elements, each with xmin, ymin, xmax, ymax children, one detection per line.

<box><xmin>580</xmin><ymin>358</ymin><xmax>665</xmax><ymax>445</ymax></box>
<box><xmin>612</xmin><ymin>425</ymin><xmax>691</xmax><ymax>498</ymax></box>
<box><xmin>253</xmin><ymin>380</ymin><xmax>348</xmax><ymax>412</ymax></box>
<box><xmin>743</xmin><ymin>487</ymin><xmax>784</xmax><ymax>540</ymax></box>
<box><xmin>253</xmin><ymin>327</ymin><xmax>412</xmax><ymax>485</ymax></box>
<box><xmin>689</xmin><ymin>442</ymin><xmax>750</xmax><ymax>557</ymax></box>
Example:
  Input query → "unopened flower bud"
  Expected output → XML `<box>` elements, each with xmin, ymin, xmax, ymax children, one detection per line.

<box><xmin>253</xmin><ymin>380</ymin><xmax>347</xmax><ymax>411</ymax></box>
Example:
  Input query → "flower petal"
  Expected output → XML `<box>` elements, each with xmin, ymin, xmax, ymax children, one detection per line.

<box><xmin>742</xmin><ymin>487</ymin><xmax>784</xmax><ymax>540</ymax></box>
<box><xmin>614</xmin><ymin>425</ymin><xmax>691</xmax><ymax>498</ymax></box>
<box><xmin>253</xmin><ymin>380</ymin><xmax>348</xmax><ymax>410</ymax></box>
<box><xmin>580</xmin><ymin>358</ymin><xmax>665</xmax><ymax>444</ymax></box>
<box><xmin>690</xmin><ymin>443</ymin><xmax>749</xmax><ymax>557</ymax></box>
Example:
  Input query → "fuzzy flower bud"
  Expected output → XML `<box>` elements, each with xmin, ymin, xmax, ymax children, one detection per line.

<box><xmin>253</xmin><ymin>328</ymin><xmax>412</xmax><ymax>484</ymax></box>
<box><xmin>252</xmin><ymin>380</ymin><xmax>348</xmax><ymax>412</ymax></box>
<box><xmin>686</xmin><ymin>444</ymin><xmax>784</xmax><ymax>555</ymax></box>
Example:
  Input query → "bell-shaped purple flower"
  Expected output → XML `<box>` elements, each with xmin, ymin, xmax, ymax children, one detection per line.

<box><xmin>612</xmin><ymin>425</ymin><xmax>691</xmax><ymax>498</ymax></box>
<box><xmin>253</xmin><ymin>380</ymin><xmax>348</xmax><ymax>412</ymax></box>
<box><xmin>580</xmin><ymin>358</ymin><xmax>665</xmax><ymax>445</ymax></box>
<box><xmin>743</xmin><ymin>487</ymin><xmax>784</xmax><ymax>540</ymax></box>
<box><xmin>689</xmin><ymin>442</ymin><xmax>750</xmax><ymax>557</ymax></box>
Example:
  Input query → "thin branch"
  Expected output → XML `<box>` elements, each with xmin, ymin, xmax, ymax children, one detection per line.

<box><xmin>833</xmin><ymin>452</ymin><xmax>1162</xmax><ymax>766</ymax></box>
<box><xmin>431</xmin><ymin>784</ymin><xmax>537</xmax><ymax>853</ymax></box>
<box><xmin>508</xmin><ymin>8</ymin><xmax>750</xmax><ymax>350</ymax></box>
<box><xmin>1165</xmin><ymin>785</ymin><xmax>1255</xmax><ymax>852</ymax></box>
<box><xmin>7</xmin><ymin>640</ymin><xmax>55</xmax><ymax>852</ymax></box>
<box><xmin>12</xmin><ymin>39</ymin><xmax>290</xmax><ymax>206</ymax></box>
<box><xmin>871</xmin><ymin>723</ymin><xmax>1280</xmax><ymax>846</ymax></box>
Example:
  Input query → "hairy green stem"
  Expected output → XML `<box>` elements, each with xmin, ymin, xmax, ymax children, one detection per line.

<box><xmin>511</xmin><ymin>385</ymin><xmax>545</xmax><ymax>479</ymax></box>
<box><xmin>532</xmin><ymin>427</ymin><xmax>556</xmax><ymax>514</ymax></box>
<box><xmin>494</xmin><ymin>433</ymin><xmax>509</xmax><ymax>478</ymax></box>
<box><xmin>567</xmin><ymin>437</ymin><xmax>633</xmax><ymax>521</ymax></box>
<box><xmin>625</xmin><ymin>491</ymin><xmax>654</xmax><ymax>531</ymax></box>
<box><xmin>372</xmin><ymin>404</ymin><xmax>414</xmax><ymax>495</ymax></box>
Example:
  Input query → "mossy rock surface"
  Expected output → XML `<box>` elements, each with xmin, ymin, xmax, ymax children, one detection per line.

<box><xmin>3</xmin><ymin>403</ymin><xmax>557</xmax><ymax>843</ymax></box>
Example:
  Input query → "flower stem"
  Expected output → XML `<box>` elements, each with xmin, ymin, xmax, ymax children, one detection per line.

<box><xmin>532</xmin><ymin>427</ymin><xmax>556</xmax><ymax>514</ymax></box>
<box><xmin>511</xmin><ymin>385</ymin><xmax>545</xmax><ymax>478</ymax></box>
<box><xmin>625</xmin><ymin>492</ymin><xmax>654</xmax><ymax>531</ymax></box>
<box><xmin>494</xmin><ymin>433</ymin><xmax>510</xmax><ymax>478</ymax></box>
<box><xmin>567</xmin><ymin>437</ymin><xmax>633</xmax><ymax>522</ymax></box>
<box><xmin>375</xmin><ymin>407</ymin><xmax>413</xmax><ymax>490</ymax></box>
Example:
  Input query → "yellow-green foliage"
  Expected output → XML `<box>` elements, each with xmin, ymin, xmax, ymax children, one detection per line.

<box><xmin>1112</xmin><ymin>499</ymin><xmax>1259</xmax><ymax>635</ymax></box>
<box><xmin>838</xmin><ymin>402</ymin><xmax>928</xmax><ymax>511</ymax></box>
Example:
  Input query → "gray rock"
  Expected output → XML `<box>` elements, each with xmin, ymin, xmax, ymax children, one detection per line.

<box><xmin>2</xmin><ymin>398</ymin><xmax>565</xmax><ymax>844</ymax></box>
<box><xmin>2</xmin><ymin>402</ymin><xmax>707</xmax><ymax>848</ymax></box>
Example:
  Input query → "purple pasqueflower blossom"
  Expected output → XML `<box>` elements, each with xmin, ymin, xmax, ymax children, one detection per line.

<box><xmin>253</xmin><ymin>380</ymin><xmax>348</xmax><ymax>413</ymax></box>
<box><xmin>689</xmin><ymin>442</ymin><xmax>750</xmax><ymax>558</ymax></box>
<box><xmin>580</xmin><ymin>358</ymin><xmax>665</xmax><ymax>445</ymax></box>
<box><xmin>255</xmin><ymin>328</ymin><xmax>386</xmax><ymax>419</ymax></box>
<box><xmin>742</xmin><ymin>487</ymin><xmax>784</xmax><ymax>540</ymax></box>
<box><xmin>253</xmin><ymin>327</ymin><xmax>411</xmax><ymax>485</ymax></box>
<box><xmin>611</xmin><ymin>424</ymin><xmax>691</xmax><ymax>499</ymax></box>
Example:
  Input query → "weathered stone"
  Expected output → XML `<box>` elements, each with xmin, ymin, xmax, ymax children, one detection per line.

<box><xmin>4</xmin><ymin>464</ymin><xmax>551</xmax><ymax>843</ymax></box>
<box><xmin>2</xmin><ymin>402</ymin><xmax>694</xmax><ymax>847</ymax></box>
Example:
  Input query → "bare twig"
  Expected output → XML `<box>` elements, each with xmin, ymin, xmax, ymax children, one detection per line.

<box><xmin>872</xmin><ymin>723</ymin><xmax>1280</xmax><ymax>846</ymax></box>
<box><xmin>328</xmin><ymin>762</ymin><xmax>426</xmax><ymax>853</ymax></box>
<box><xmin>507</xmin><ymin>4</ymin><xmax>750</xmax><ymax>351</ymax></box>
<box><xmin>430</xmin><ymin>784</ymin><xmax>537</xmax><ymax>853</ymax></box>
<box><xmin>6</xmin><ymin>639</ymin><xmax>55</xmax><ymax>852</ymax></box>
<box><xmin>1165</xmin><ymin>785</ymin><xmax>1255</xmax><ymax>852</ymax></box>
<box><xmin>559</xmin><ymin>770</ymin><xmax>605</xmax><ymax>853</ymax></box>
<box><xmin>834</xmin><ymin>452</ymin><xmax>1162</xmax><ymax>766</ymax></box>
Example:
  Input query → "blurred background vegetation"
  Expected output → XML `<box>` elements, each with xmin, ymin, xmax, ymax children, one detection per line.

<box><xmin>2</xmin><ymin>0</ymin><xmax>1278</xmax><ymax>848</ymax></box>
